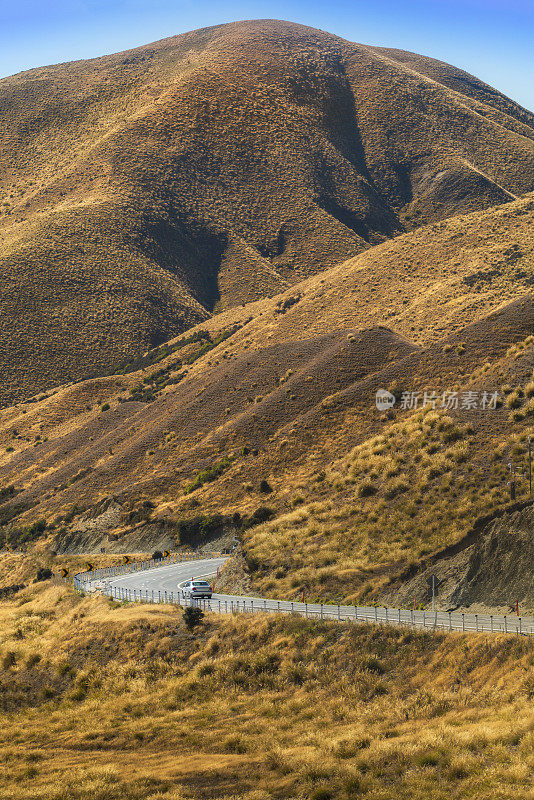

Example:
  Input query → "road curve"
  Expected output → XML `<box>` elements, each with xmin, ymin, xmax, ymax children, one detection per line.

<box><xmin>83</xmin><ymin>556</ymin><xmax>534</xmax><ymax>636</ymax></box>
<box><xmin>105</xmin><ymin>557</ymin><xmax>228</xmax><ymax>601</ymax></box>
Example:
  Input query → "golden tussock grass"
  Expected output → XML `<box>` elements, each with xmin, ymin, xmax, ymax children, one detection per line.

<box><xmin>1</xmin><ymin>19</ymin><xmax>533</xmax><ymax>404</ymax></box>
<box><xmin>0</xmin><ymin>195</ymin><xmax>533</xmax><ymax>608</ymax></box>
<box><xmin>0</xmin><ymin>561</ymin><xmax>532</xmax><ymax>800</ymax></box>
<box><xmin>243</xmin><ymin>397</ymin><xmax>534</xmax><ymax>603</ymax></box>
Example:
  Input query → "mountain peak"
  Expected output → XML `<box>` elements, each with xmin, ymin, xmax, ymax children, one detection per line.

<box><xmin>0</xmin><ymin>20</ymin><xmax>533</xmax><ymax>404</ymax></box>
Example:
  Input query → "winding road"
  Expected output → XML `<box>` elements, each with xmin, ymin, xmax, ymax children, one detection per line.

<box><xmin>78</xmin><ymin>555</ymin><xmax>534</xmax><ymax>635</ymax></box>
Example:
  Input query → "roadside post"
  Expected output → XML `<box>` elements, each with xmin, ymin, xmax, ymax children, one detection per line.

<box><xmin>529</xmin><ymin>436</ymin><xmax>532</xmax><ymax>496</ymax></box>
<box><xmin>426</xmin><ymin>575</ymin><xmax>444</xmax><ymax>612</ymax></box>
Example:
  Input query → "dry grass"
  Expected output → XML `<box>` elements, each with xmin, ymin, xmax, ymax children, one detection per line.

<box><xmin>0</xmin><ymin>562</ymin><xmax>532</xmax><ymax>800</ymax></box>
<box><xmin>0</xmin><ymin>281</ymin><xmax>533</xmax><ymax>606</ymax></box>
<box><xmin>0</xmin><ymin>187</ymin><xmax>533</xmax><ymax>608</ymax></box>
<box><xmin>243</xmin><ymin>400</ymin><xmax>534</xmax><ymax>603</ymax></box>
<box><xmin>0</xmin><ymin>20</ymin><xmax>533</xmax><ymax>404</ymax></box>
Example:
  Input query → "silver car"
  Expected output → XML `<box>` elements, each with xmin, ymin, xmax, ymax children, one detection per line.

<box><xmin>181</xmin><ymin>579</ymin><xmax>213</xmax><ymax>599</ymax></box>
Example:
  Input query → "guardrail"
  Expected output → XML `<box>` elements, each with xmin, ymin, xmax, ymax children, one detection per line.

<box><xmin>199</xmin><ymin>599</ymin><xmax>534</xmax><ymax>635</ymax></box>
<box><xmin>74</xmin><ymin>555</ymin><xmax>534</xmax><ymax>636</ymax></box>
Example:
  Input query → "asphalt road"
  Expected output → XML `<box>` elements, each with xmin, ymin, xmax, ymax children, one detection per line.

<box><xmin>82</xmin><ymin>557</ymin><xmax>534</xmax><ymax>635</ymax></box>
<box><xmin>103</xmin><ymin>557</ymin><xmax>228</xmax><ymax>602</ymax></box>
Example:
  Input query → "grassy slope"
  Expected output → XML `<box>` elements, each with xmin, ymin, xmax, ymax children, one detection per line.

<box><xmin>0</xmin><ymin>566</ymin><xmax>532</xmax><ymax>800</ymax></box>
<box><xmin>1</xmin><ymin>20</ymin><xmax>534</xmax><ymax>404</ymax></box>
<box><xmin>0</xmin><ymin>196</ymin><xmax>533</xmax><ymax>605</ymax></box>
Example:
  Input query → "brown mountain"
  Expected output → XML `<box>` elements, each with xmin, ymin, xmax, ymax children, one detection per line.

<box><xmin>1</xmin><ymin>19</ymin><xmax>534</xmax><ymax>405</ymax></box>
<box><xmin>1</xmin><ymin>192</ymin><xmax>533</xmax><ymax>607</ymax></box>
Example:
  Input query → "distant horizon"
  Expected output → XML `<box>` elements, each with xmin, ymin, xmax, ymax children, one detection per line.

<box><xmin>0</xmin><ymin>2</ymin><xmax>533</xmax><ymax>112</ymax></box>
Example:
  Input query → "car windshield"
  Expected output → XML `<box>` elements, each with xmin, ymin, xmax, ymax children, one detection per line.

<box><xmin>193</xmin><ymin>581</ymin><xmax>210</xmax><ymax>587</ymax></box>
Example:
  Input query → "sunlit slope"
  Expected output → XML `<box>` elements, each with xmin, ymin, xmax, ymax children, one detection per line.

<box><xmin>0</xmin><ymin>568</ymin><xmax>532</xmax><ymax>800</ymax></box>
<box><xmin>0</xmin><ymin>20</ymin><xmax>533</xmax><ymax>404</ymax></box>
<box><xmin>0</xmin><ymin>197</ymin><xmax>533</xmax><ymax>604</ymax></box>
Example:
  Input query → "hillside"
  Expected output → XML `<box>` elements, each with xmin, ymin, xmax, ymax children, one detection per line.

<box><xmin>0</xmin><ymin>563</ymin><xmax>533</xmax><ymax>800</ymax></box>
<box><xmin>0</xmin><ymin>194</ymin><xmax>533</xmax><ymax>608</ymax></box>
<box><xmin>1</xmin><ymin>19</ymin><xmax>534</xmax><ymax>404</ymax></box>
<box><xmin>390</xmin><ymin>503</ymin><xmax>534</xmax><ymax>613</ymax></box>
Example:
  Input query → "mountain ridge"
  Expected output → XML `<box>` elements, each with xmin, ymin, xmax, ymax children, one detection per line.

<box><xmin>1</xmin><ymin>191</ymin><xmax>533</xmax><ymax>605</ymax></box>
<box><xmin>1</xmin><ymin>19</ymin><xmax>533</xmax><ymax>404</ymax></box>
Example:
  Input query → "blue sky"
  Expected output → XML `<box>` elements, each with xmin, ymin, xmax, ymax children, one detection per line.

<box><xmin>1</xmin><ymin>0</ymin><xmax>533</xmax><ymax>111</ymax></box>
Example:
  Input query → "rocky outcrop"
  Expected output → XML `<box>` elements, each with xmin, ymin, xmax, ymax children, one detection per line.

<box><xmin>390</xmin><ymin>503</ymin><xmax>534</xmax><ymax>613</ymax></box>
